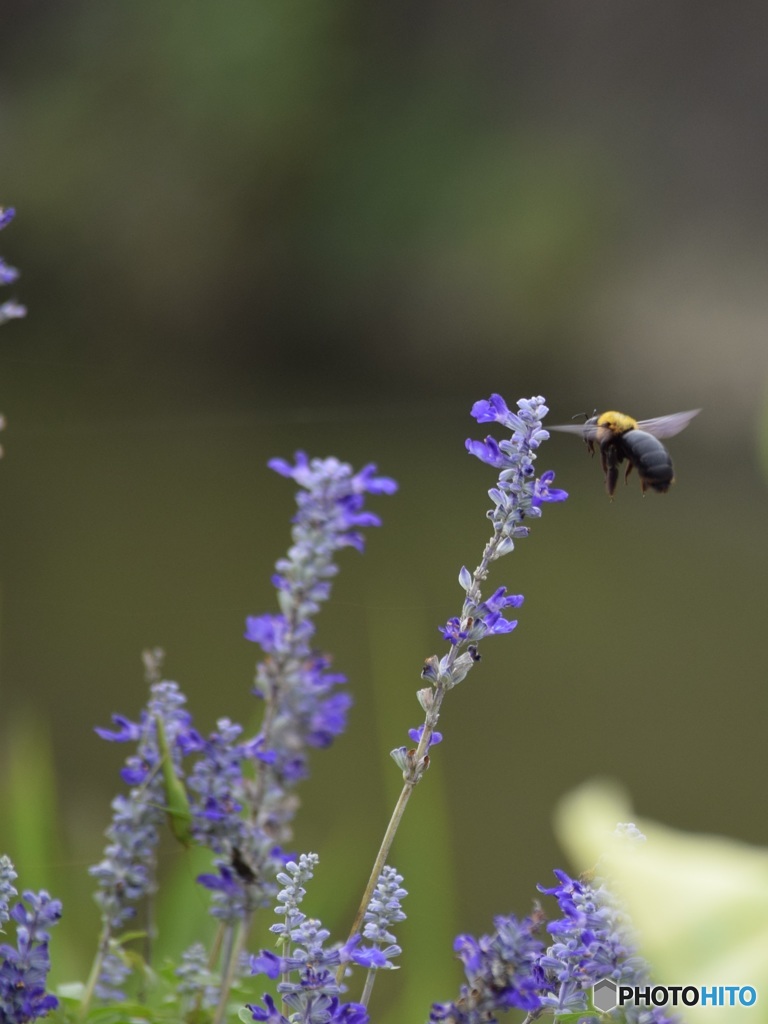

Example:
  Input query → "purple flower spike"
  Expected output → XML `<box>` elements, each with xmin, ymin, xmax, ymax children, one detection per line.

<box><xmin>90</xmin><ymin>681</ymin><xmax>195</xmax><ymax>931</ymax></box>
<box><xmin>247</xmin><ymin>853</ymin><xmax>379</xmax><ymax>1024</ymax></box>
<box><xmin>0</xmin><ymin>206</ymin><xmax>25</xmax><ymax>331</ymax></box>
<box><xmin>536</xmin><ymin>868</ymin><xmax>682</xmax><ymax>1021</ymax></box>
<box><xmin>244</xmin><ymin>452</ymin><xmax>396</xmax><ymax>846</ymax></box>
<box><xmin>466</xmin><ymin>395</ymin><xmax>567</xmax><ymax>540</ymax></box>
<box><xmin>429</xmin><ymin>913</ymin><xmax>546</xmax><ymax>1022</ymax></box>
<box><xmin>420</xmin><ymin>396</ymin><xmax>566</xmax><ymax>698</ymax></box>
<box><xmin>0</xmin><ymin>860</ymin><xmax>61</xmax><ymax>1023</ymax></box>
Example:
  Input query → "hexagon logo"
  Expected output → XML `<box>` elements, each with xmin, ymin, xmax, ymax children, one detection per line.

<box><xmin>593</xmin><ymin>979</ymin><xmax>618</xmax><ymax>1012</ymax></box>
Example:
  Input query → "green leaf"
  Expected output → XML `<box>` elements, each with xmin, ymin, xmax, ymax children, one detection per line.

<box><xmin>155</xmin><ymin>714</ymin><xmax>193</xmax><ymax>848</ymax></box>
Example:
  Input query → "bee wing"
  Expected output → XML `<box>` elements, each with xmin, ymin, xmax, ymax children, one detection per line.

<box><xmin>635</xmin><ymin>409</ymin><xmax>701</xmax><ymax>439</ymax></box>
<box><xmin>548</xmin><ymin>422</ymin><xmax>600</xmax><ymax>439</ymax></box>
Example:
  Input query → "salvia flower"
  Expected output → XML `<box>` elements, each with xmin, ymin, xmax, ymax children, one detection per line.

<box><xmin>360</xmin><ymin>866</ymin><xmax>406</xmax><ymax>970</ymax></box>
<box><xmin>248</xmin><ymin>992</ymin><xmax>369</xmax><ymax>1024</ymax></box>
<box><xmin>271</xmin><ymin>852</ymin><xmax>319</xmax><ymax>941</ymax></box>
<box><xmin>0</xmin><ymin>868</ymin><xmax>62</xmax><ymax>1024</ymax></box>
<box><xmin>407</xmin><ymin>724</ymin><xmax>442</xmax><ymax>747</ymax></box>
<box><xmin>391</xmin><ymin>724</ymin><xmax>444</xmax><ymax>776</ymax></box>
<box><xmin>429</xmin><ymin>860</ymin><xmax>678</xmax><ymax>1024</ymax></box>
<box><xmin>244</xmin><ymin>454</ymin><xmax>396</xmax><ymax>846</ymax></box>
<box><xmin>0</xmin><ymin>302</ymin><xmax>26</xmax><ymax>326</ymax></box>
<box><xmin>186</xmin><ymin>716</ymin><xmax>286</xmax><ymax>917</ymax></box>
<box><xmin>384</xmin><ymin>396</ymin><xmax>566</xmax><ymax>804</ymax></box>
<box><xmin>97</xmin><ymin>671</ymin><xmax>286</xmax><ymax>928</ymax></box>
<box><xmin>0</xmin><ymin>856</ymin><xmax>18</xmax><ymax>927</ymax></box>
<box><xmin>93</xmin><ymin>946</ymin><xmax>132</xmax><ymax>1003</ymax></box>
<box><xmin>0</xmin><ymin>259</ymin><xmax>19</xmax><ymax>286</ymax></box>
<box><xmin>466</xmin><ymin>394</ymin><xmax>567</xmax><ymax>557</ymax></box>
<box><xmin>421</xmin><ymin>396</ymin><xmax>566</xmax><ymax>702</ymax></box>
<box><xmin>439</xmin><ymin>587</ymin><xmax>524</xmax><ymax>647</ymax></box>
<box><xmin>247</xmin><ymin>853</ymin><xmax>374</xmax><ymax>1024</ymax></box>
<box><xmin>537</xmin><ymin>868</ymin><xmax>680</xmax><ymax>1024</ymax></box>
<box><xmin>90</xmin><ymin>680</ymin><xmax>195</xmax><ymax>931</ymax></box>
<box><xmin>0</xmin><ymin>207</ymin><xmax>26</xmax><ymax>326</ymax></box>
<box><xmin>428</xmin><ymin>913</ymin><xmax>546</xmax><ymax>1023</ymax></box>
<box><xmin>175</xmin><ymin>943</ymin><xmax>220</xmax><ymax>1011</ymax></box>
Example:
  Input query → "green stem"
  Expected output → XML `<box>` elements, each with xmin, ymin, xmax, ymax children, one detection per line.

<box><xmin>212</xmin><ymin>924</ymin><xmax>235</xmax><ymax>1024</ymax></box>
<box><xmin>213</xmin><ymin>916</ymin><xmax>252</xmax><ymax>1024</ymax></box>
<box><xmin>340</xmin><ymin>679</ymin><xmax>449</xmax><ymax>963</ymax></box>
<box><xmin>336</xmin><ymin>529</ymin><xmax>504</xmax><ymax>988</ymax></box>
<box><xmin>79</xmin><ymin>921</ymin><xmax>111</xmax><ymax>1020</ymax></box>
<box><xmin>349</xmin><ymin>781</ymin><xmax>413</xmax><ymax>939</ymax></box>
<box><xmin>360</xmin><ymin>966</ymin><xmax>377</xmax><ymax>1008</ymax></box>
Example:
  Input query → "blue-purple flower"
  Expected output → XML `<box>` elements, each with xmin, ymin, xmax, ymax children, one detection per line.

<box><xmin>248</xmin><ymin>992</ymin><xmax>369</xmax><ymax>1024</ymax></box>
<box><xmin>0</xmin><ymin>856</ymin><xmax>17</xmax><ymax>927</ymax></box>
<box><xmin>0</xmin><ymin>862</ymin><xmax>61</xmax><ymax>1023</ymax></box>
<box><xmin>467</xmin><ymin>395</ymin><xmax>567</xmax><ymax>550</ymax></box>
<box><xmin>360</xmin><ymin>866</ymin><xmax>406</xmax><ymax>971</ymax></box>
<box><xmin>245</xmin><ymin>454</ymin><xmax>396</xmax><ymax>837</ymax></box>
<box><xmin>0</xmin><ymin>207</ymin><xmax>26</xmax><ymax>327</ymax></box>
<box><xmin>429</xmin><ymin>913</ymin><xmax>546</xmax><ymax>1023</ymax></box>
<box><xmin>428</xmin><ymin>860</ymin><xmax>679</xmax><ymax>1024</ymax></box>
<box><xmin>389</xmin><ymin>395</ymin><xmax>567</xmax><ymax>793</ymax></box>
<box><xmin>247</xmin><ymin>853</ymin><xmax>388</xmax><ymax>1024</ymax></box>
<box><xmin>537</xmin><ymin>869</ymin><xmax>680</xmax><ymax>1023</ymax></box>
<box><xmin>439</xmin><ymin>587</ymin><xmax>524</xmax><ymax>646</ymax></box>
<box><xmin>175</xmin><ymin>943</ymin><xmax>220</xmax><ymax>1011</ymax></box>
<box><xmin>91</xmin><ymin>680</ymin><xmax>195</xmax><ymax>931</ymax></box>
<box><xmin>96</xmin><ymin>674</ymin><xmax>287</xmax><ymax>929</ymax></box>
<box><xmin>422</xmin><ymin>396</ymin><xmax>566</xmax><ymax>698</ymax></box>
<box><xmin>407</xmin><ymin>724</ymin><xmax>442</xmax><ymax>747</ymax></box>
<box><xmin>93</xmin><ymin>947</ymin><xmax>133</xmax><ymax>1003</ymax></box>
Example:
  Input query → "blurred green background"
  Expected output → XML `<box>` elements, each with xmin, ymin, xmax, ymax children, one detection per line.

<box><xmin>1</xmin><ymin>1</ymin><xmax>767</xmax><ymax>1019</ymax></box>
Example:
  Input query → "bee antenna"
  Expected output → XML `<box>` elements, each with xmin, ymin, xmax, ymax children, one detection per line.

<box><xmin>571</xmin><ymin>409</ymin><xmax>596</xmax><ymax>423</ymax></box>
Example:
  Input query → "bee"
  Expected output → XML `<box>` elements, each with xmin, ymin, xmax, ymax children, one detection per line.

<box><xmin>550</xmin><ymin>408</ymin><xmax>700</xmax><ymax>498</ymax></box>
<box><xmin>230</xmin><ymin>846</ymin><xmax>258</xmax><ymax>884</ymax></box>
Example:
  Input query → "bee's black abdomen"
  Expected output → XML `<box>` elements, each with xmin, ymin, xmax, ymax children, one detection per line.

<box><xmin>620</xmin><ymin>429</ymin><xmax>674</xmax><ymax>492</ymax></box>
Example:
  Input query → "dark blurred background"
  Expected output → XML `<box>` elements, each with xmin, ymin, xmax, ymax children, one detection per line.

<box><xmin>1</xmin><ymin>1</ymin><xmax>767</xmax><ymax>1019</ymax></box>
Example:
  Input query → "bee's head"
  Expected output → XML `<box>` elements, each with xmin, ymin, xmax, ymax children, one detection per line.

<box><xmin>596</xmin><ymin>411</ymin><xmax>638</xmax><ymax>435</ymax></box>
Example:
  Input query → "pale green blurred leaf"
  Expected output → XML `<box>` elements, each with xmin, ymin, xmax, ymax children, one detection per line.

<box><xmin>556</xmin><ymin>779</ymin><xmax>768</xmax><ymax>1024</ymax></box>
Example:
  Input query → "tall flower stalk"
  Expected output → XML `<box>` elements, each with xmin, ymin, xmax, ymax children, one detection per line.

<box><xmin>243</xmin><ymin>454</ymin><xmax>398</xmax><ymax>849</ymax></box>
<box><xmin>85</xmin><ymin>675</ymin><xmax>196</xmax><ymax>1010</ymax></box>
<box><xmin>340</xmin><ymin>395</ymin><xmax>567</xmax><ymax>960</ymax></box>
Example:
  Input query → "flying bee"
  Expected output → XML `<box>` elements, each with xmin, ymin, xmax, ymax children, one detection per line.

<box><xmin>550</xmin><ymin>408</ymin><xmax>700</xmax><ymax>498</ymax></box>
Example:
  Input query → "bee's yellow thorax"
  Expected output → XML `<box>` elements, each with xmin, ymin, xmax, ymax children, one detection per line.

<box><xmin>597</xmin><ymin>411</ymin><xmax>638</xmax><ymax>434</ymax></box>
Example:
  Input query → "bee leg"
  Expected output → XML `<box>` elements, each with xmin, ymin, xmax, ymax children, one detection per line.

<box><xmin>601</xmin><ymin>444</ymin><xmax>619</xmax><ymax>498</ymax></box>
<box><xmin>624</xmin><ymin>461</ymin><xmax>633</xmax><ymax>486</ymax></box>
